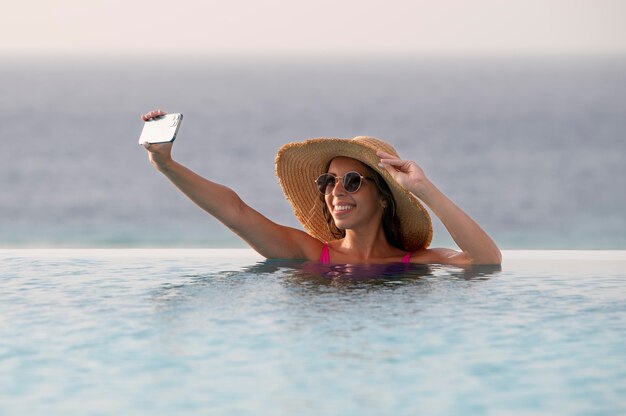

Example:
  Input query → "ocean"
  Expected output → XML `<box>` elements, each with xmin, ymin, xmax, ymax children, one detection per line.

<box><xmin>1</xmin><ymin>55</ymin><xmax>625</xmax><ymax>248</ymax></box>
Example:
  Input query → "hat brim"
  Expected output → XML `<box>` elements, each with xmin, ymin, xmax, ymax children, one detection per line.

<box><xmin>275</xmin><ymin>136</ymin><xmax>432</xmax><ymax>251</ymax></box>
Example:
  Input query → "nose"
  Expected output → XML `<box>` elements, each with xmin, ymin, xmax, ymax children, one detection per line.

<box><xmin>331</xmin><ymin>178</ymin><xmax>346</xmax><ymax>196</ymax></box>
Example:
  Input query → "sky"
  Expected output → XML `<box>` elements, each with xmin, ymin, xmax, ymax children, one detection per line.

<box><xmin>4</xmin><ymin>0</ymin><xmax>626</xmax><ymax>56</ymax></box>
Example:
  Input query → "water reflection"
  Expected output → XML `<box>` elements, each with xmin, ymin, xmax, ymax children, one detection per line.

<box><xmin>152</xmin><ymin>260</ymin><xmax>502</xmax><ymax>305</ymax></box>
<box><xmin>243</xmin><ymin>259</ymin><xmax>502</xmax><ymax>287</ymax></box>
<box><xmin>443</xmin><ymin>264</ymin><xmax>502</xmax><ymax>280</ymax></box>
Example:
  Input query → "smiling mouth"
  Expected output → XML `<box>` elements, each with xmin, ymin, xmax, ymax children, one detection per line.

<box><xmin>333</xmin><ymin>204</ymin><xmax>355</xmax><ymax>214</ymax></box>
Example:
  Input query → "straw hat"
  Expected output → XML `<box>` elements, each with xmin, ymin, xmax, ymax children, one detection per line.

<box><xmin>275</xmin><ymin>136</ymin><xmax>433</xmax><ymax>251</ymax></box>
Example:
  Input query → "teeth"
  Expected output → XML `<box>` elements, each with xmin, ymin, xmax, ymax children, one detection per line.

<box><xmin>335</xmin><ymin>205</ymin><xmax>354</xmax><ymax>212</ymax></box>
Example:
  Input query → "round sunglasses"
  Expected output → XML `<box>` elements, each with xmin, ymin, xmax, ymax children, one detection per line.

<box><xmin>314</xmin><ymin>171</ymin><xmax>374</xmax><ymax>195</ymax></box>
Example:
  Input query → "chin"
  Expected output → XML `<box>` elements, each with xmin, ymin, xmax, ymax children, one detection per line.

<box><xmin>332</xmin><ymin>220</ymin><xmax>350</xmax><ymax>231</ymax></box>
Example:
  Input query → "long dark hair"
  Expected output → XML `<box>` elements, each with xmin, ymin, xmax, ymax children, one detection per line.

<box><xmin>321</xmin><ymin>163</ymin><xmax>404</xmax><ymax>250</ymax></box>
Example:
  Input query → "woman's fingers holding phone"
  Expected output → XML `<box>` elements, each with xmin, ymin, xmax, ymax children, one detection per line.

<box><xmin>144</xmin><ymin>141</ymin><xmax>174</xmax><ymax>168</ymax></box>
<box><xmin>141</xmin><ymin>109</ymin><xmax>166</xmax><ymax>121</ymax></box>
<box><xmin>141</xmin><ymin>109</ymin><xmax>167</xmax><ymax>121</ymax></box>
<box><xmin>144</xmin><ymin>141</ymin><xmax>172</xmax><ymax>152</ymax></box>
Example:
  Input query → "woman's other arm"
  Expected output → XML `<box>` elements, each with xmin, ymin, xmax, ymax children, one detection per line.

<box><xmin>377</xmin><ymin>150</ymin><xmax>502</xmax><ymax>266</ymax></box>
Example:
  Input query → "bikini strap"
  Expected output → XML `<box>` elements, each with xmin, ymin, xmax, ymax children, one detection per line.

<box><xmin>319</xmin><ymin>242</ymin><xmax>331</xmax><ymax>264</ymax></box>
<box><xmin>402</xmin><ymin>251</ymin><xmax>413</xmax><ymax>264</ymax></box>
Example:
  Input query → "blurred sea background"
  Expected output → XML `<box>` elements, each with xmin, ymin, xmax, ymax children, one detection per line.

<box><xmin>1</xmin><ymin>55</ymin><xmax>625</xmax><ymax>249</ymax></box>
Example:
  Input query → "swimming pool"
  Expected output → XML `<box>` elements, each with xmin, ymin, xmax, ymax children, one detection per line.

<box><xmin>1</xmin><ymin>249</ymin><xmax>625</xmax><ymax>415</ymax></box>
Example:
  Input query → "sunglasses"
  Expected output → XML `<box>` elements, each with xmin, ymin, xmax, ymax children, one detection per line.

<box><xmin>314</xmin><ymin>171</ymin><xmax>374</xmax><ymax>195</ymax></box>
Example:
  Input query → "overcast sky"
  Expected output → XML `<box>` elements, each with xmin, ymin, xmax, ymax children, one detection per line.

<box><xmin>5</xmin><ymin>0</ymin><xmax>626</xmax><ymax>56</ymax></box>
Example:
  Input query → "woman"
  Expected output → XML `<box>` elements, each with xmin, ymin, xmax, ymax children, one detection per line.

<box><xmin>141</xmin><ymin>109</ymin><xmax>501</xmax><ymax>266</ymax></box>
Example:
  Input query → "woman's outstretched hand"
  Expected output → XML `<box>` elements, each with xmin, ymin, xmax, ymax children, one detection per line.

<box><xmin>376</xmin><ymin>150</ymin><xmax>430</xmax><ymax>198</ymax></box>
<box><xmin>140</xmin><ymin>109</ymin><xmax>173</xmax><ymax>169</ymax></box>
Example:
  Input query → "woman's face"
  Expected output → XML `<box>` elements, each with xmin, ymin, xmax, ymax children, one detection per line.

<box><xmin>324</xmin><ymin>157</ymin><xmax>385</xmax><ymax>232</ymax></box>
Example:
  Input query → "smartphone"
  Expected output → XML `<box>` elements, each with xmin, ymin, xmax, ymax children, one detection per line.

<box><xmin>138</xmin><ymin>113</ymin><xmax>183</xmax><ymax>145</ymax></box>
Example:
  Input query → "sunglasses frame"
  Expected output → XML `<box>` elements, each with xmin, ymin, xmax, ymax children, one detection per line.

<box><xmin>314</xmin><ymin>171</ymin><xmax>374</xmax><ymax>195</ymax></box>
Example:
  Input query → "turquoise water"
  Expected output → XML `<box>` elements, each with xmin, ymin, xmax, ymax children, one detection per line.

<box><xmin>1</xmin><ymin>250</ymin><xmax>625</xmax><ymax>415</ymax></box>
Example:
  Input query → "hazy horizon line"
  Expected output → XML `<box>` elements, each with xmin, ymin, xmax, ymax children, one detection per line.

<box><xmin>3</xmin><ymin>50</ymin><xmax>626</xmax><ymax>65</ymax></box>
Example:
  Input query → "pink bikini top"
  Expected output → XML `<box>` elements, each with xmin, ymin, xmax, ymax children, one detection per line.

<box><xmin>319</xmin><ymin>242</ymin><xmax>413</xmax><ymax>264</ymax></box>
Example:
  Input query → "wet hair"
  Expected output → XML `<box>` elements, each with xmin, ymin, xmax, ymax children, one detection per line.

<box><xmin>321</xmin><ymin>161</ymin><xmax>404</xmax><ymax>250</ymax></box>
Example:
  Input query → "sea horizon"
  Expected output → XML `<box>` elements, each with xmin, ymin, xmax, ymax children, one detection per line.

<box><xmin>2</xmin><ymin>55</ymin><xmax>625</xmax><ymax>249</ymax></box>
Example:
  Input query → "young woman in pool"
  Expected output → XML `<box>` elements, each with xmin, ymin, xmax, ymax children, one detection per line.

<box><xmin>141</xmin><ymin>109</ymin><xmax>501</xmax><ymax>266</ymax></box>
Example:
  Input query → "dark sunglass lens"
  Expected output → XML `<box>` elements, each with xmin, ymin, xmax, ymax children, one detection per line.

<box><xmin>316</xmin><ymin>174</ymin><xmax>336</xmax><ymax>194</ymax></box>
<box><xmin>343</xmin><ymin>172</ymin><xmax>362</xmax><ymax>193</ymax></box>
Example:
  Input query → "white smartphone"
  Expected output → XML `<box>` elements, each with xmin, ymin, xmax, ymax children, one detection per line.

<box><xmin>138</xmin><ymin>113</ymin><xmax>183</xmax><ymax>145</ymax></box>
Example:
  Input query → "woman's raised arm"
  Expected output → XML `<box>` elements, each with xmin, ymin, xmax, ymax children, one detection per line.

<box><xmin>377</xmin><ymin>150</ymin><xmax>502</xmax><ymax>266</ymax></box>
<box><xmin>141</xmin><ymin>110</ymin><xmax>321</xmax><ymax>260</ymax></box>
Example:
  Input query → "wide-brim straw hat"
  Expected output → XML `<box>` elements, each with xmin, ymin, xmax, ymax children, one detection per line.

<box><xmin>275</xmin><ymin>136</ymin><xmax>433</xmax><ymax>251</ymax></box>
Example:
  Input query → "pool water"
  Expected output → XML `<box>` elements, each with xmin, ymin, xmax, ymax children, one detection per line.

<box><xmin>1</xmin><ymin>249</ymin><xmax>625</xmax><ymax>415</ymax></box>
